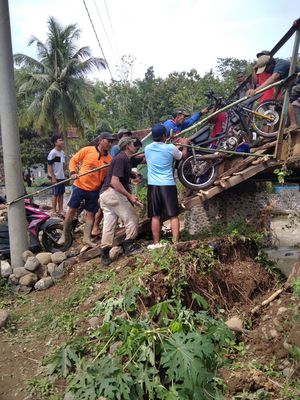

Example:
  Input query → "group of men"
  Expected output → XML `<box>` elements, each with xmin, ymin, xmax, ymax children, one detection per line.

<box><xmin>46</xmin><ymin>47</ymin><xmax>300</xmax><ymax>266</ymax></box>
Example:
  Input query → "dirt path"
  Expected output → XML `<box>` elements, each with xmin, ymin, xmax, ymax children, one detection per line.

<box><xmin>0</xmin><ymin>335</ymin><xmax>40</xmax><ymax>400</ymax></box>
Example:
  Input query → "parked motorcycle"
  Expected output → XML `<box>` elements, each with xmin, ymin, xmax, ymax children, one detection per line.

<box><xmin>0</xmin><ymin>199</ymin><xmax>73</xmax><ymax>259</ymax></box>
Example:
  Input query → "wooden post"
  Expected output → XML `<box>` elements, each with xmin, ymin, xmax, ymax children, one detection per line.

<box><xmin>275</xmin><ymin>21</ymin><xmax>300</xmax><ymax>160</ymax></box>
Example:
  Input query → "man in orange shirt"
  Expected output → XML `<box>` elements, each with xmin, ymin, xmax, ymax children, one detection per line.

<box><xmin>58</xmin><ymin>132</ymin><xmax>113</xmax><ymax>247</ymax></box>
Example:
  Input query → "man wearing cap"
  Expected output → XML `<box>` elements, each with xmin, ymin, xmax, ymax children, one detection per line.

<box><xmin>248</xmin><ymin>51</ymin><xmax>300</xmax><ymax>128</ymax></box>
<box><xmin>110</xmin><ymin>128</ymin><xmax>133</xmax><ymax>157</ymax></box>
<box><xmin>58</xmin><ymin>132</ymin><xmax>113</xmax><ymax>247</ymax></box>
<box><xmin>145</xmin><ymin>123</ymin><xmax>188</xmax><ymax>248</ymax></box>
<box><xmin>99</xmin><ymin>136</ymin><xmax>141</xmax><ymax>265</ymax></box>
<box><xmin>163</xmin><ymin>107</ymin><xmax>208</xmax><ymax>138</ymax></box>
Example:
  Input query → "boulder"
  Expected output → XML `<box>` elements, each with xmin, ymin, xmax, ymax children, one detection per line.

<box><xmin>22</xmin><ymin>250</ymin><xmax>34</xmax><ymax>262</ymax></box>
<box><xmin>225</xmin><ymin>316</ymin><xmax>243</xmax><ymax>331</ymax></box>
<box><xmin>51</xmin><ymin>252</ymin><xmax>66</xmax><ymax>264</ymax></box>
<box><xmin>0</xmin><ymin>260</ymin><xmax>12</xmax><ymax>277</ymax></box>
<box><xmin>34</xmin><ymin>277</ymin><xmax>54</xmax><ymax>291</ymax></box>
<box><xmin>0</xmin><ymin>310</ymin><xmax>9</xmax><ymax>329</ymax></box>
<box><xmin>19</xmin><ymin>273</ymin><xmax>38</xmax><ymax>287</ymax></box>
<box><xmin>50</xmin><ymin>263</ymin><xmax>64</xmax><ymax>281</ymax></box>
<box><xmin>36</xmin><ymin>252</ymin><xmax>52</xmax><ymax>266</ymax></box>
<box><xmin>14</xmin><ymin>267</ymin><xmax>30</xmax><ymax>279</ymax></box>
<box><xmin>47</xmin><ymin>263</ymin><xmax>57</xmax><ymax>275</ymax></box>
<box><xmin>35</xmin><ymin>265</ymin><xmax>48</xmax><ymax>279</ymax></box>
<box><xmin>24</xmin><ymin>256</ymin><xmax>40</xmax><ymax>272</ymax></box>
<box><xmin>8</xmin><ymin>274</ymin><xmax>19</xmax><ymax>285</ymax></box>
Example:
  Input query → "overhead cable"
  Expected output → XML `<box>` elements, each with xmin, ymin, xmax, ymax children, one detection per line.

<box><xmin>93</xmin><ymin>0</ymin><xmax>119</xmax><ymax>65</ymax></box>
<box><xmin>103</xmin><ymin>0</ymin><xmax>121</xmax><ymax>61</ymax></box>
<box><xmin>82</xmin><ymin>0</ymin><xmax>114</xmax><ymax>80</ymax></box>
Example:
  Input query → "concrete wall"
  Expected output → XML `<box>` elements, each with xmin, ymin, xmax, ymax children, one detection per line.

<box><xmin>184</xmin><ymin>182</ymin><xmax>300</xmax><ymax>234</ymax></box>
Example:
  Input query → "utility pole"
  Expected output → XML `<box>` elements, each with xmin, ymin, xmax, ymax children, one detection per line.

<box><xmin>0</xmin><ymin>0</ymin><xmax>28</xmax><ymax>267</ymax></box>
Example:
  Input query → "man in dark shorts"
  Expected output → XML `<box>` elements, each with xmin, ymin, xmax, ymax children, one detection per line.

<box><xmin>144</xmin><ymin>124</ymin><xmax>188</xmax><ymax>248</ymax></box>
<box><xmin>58</xmin><ymin>132</ymin><xmax>113</xmax><ymax>247</ymax></box>
<box><xmin>99</xmin><ymin>137</ymin><xmax>141</xmax><ymax>265</ymax></box>
<box><xmin>47</xmin><ymin>136</ymin><xmax>65</xmax><ymax>216</ymax></box>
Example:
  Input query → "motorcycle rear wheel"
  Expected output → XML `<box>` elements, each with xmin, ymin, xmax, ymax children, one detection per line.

<box><xmin>177</xmin><ymin>155</ymin><xmax>217</xmax><ymax>191</ymax></box>
<box><xmin>41</xmin><ymin>223</ymin><xmax>73</xmax><ymax>253</ymax></box>
<box><xmin>252</xmin><ymin>100</ymin><xmax>282</xmax><ymax>138</ymax></box>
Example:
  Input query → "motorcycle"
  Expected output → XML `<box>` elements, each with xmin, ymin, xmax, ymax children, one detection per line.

<box><xmin>177</xmin><ymin>91</ymin><xmax>281</xmax><ymax>191</ymax></box>
<box><xmin>0</xmin><ymin>199</ymin><xmax>73</xmax><ymax>259</ymax></box>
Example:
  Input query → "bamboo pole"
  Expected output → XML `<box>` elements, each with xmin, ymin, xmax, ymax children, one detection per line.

<box><xmin>175</xmin><ymin>143</ymin><xmax>273</xmax><ymax>158</ymax></box>
<box><xmin>7</xmin><ymin>151</ymin><xmax>144</xmax><ymax>206</ymax></box>
<box><xmin>170</xmin><ymin>73</ymin><xmax>299</xmax><ymax>141</ymax></box>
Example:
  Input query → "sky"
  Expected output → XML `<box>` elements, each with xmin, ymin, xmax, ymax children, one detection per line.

<box><xmin>8</xmin><ymin>0</ymin><xmax>300</xmax><ymax>82</ymax></box>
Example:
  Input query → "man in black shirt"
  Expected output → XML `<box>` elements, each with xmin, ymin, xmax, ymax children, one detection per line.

<box><xmin>99</xmin><ymin>137</ymin><xmax>141</xmax><ymax>265</ymax></box>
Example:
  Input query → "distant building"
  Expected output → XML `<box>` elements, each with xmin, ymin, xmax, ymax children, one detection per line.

<box><xmin>30</xmin><ymin>163</ymin><xmax>47</xmax><ymax>179</ymax></box>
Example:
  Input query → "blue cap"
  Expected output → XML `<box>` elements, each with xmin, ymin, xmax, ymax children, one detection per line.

<box><xmin>151</xmin><ymin>123</ymin><xmax>167</xmax><ymax>139</ymax></box>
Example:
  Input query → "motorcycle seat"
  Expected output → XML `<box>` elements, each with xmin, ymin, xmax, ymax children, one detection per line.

<box><xmin>189</xmin><ymin>125</ymin><xmax>211</xmax><ymax>145</ymax></box>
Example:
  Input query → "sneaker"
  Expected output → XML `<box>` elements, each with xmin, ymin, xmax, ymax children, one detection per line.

<box><xmin>147</xmin><ymin>243</ymin><xmax>167</xmax><ymax>250</ymax></box>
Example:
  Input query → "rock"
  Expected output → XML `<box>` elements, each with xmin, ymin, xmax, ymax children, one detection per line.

<box><xmin>36</xmin><ymin>252</ymin><xmax>52</xmax><ymax>266</ymax></box>
<box><xmin>19</xmin><ymin>273</ymin><xmax>38</xmax><ymax>287</ymax></box>
<box><xmin>24</xmin><ymin>256</ymin><xmax>40</xmax><ymax>272</ymax></box>
<box><xmin>109</xmin><ymin>246</ymin><xmax>123</xmax><ymax>261</ymax></box>
<box><xmin>109</xmin><ymin>340</ymin><xmax>122</xmax><ymax>355</ymax></box>
<box><xmin>51</xmin><ymin>252</ymin><xmax>66</xmax><ymax>264</ymax></box>
<box><xmin>65</xmin><ymin>248</ymin><xmax>80</xmax><ymax>258</ymax></box>
<box><xmin>14</xmin><ymin>285</ymin><xmax>33</xmax><ymax>295</ymax></box>
<box><xmin>35</xmin><ymin>265</ymin><xmax>48</xmax><ymax>279</ymax></box>
<box><xmin>269</xmin><ymin>328</ymin><xmax>279</xmax><ymax>338</ymax></box>
<box><xmin>0</xmin><ymin>310</ymin><xmax>9</xmax><ymax>329</ymax></box>
<box><xmin>50</xmin><ymin>263</ymin><xmax>64</xmax><ymax>280</ymax></box>
<box><xmin>277</xmin><ymin>307</ymin><xmax>288</xmax><ymax>316</ymax></box>
<box><xmin>14</xmin><ymin>267</ymin><xmax>30</xmax><ymax>279</ymax></box>
<box><xmin>8</xmin><ymin>274</ymin><xmax>19</xmax><ymax>285</ymax></box>
<box><xmin>282</xmin><ymin>367</ymin><xmax>294</xmax><ymax>378</ymax></box>
<box><xmin>47</xmin><ymin>263</ymin><xmax>57</xmax><ymax>275</ymax></box>
<box><xmin>87</xmin><ymin>317</ymin><xmax>101</xmax><ymax>329</ymax></box>
<box><xmin>34</xmin><ymin>277</ymin><xmax>54</xmax><ymax>291</ymax></box>
<box><xmin>22</xmin><ymin>250</ymin><xmax>34</xmax><ymax>262</ymax></box>
<box><xmin>0</xmin><ymin>260</ymin><xmax>12</xmax><ymax>277</ymax></box>
<box><xmin>225</xmin><ymin>316</ymin><xmax>243</xmax><ymax>331</ymax></box>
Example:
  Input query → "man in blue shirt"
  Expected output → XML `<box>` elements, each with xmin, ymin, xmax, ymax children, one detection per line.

<box><xmin>163</xmin><ymin>107</ymin><xmax>208</xmax><ymax>137</ymax></box>
<box><xmin>248</xmin><ymin>51</ymin><xmax>300</xmax><ymax>129</ymax></box>
<box><xmin>145</xmin><ymin>124</ymin><xmax>188</xmax><ymax>248</ymax></box>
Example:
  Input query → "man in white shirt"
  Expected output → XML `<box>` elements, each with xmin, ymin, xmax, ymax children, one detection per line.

<box><xmin>47</xmin><ymin>136</ymin><xmax>65</xmax><ymax>216</ymax></box>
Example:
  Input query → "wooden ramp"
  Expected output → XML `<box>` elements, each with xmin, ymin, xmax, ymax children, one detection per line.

<box><xmin>183</xmin><ymin>126</ymin><xmax>300</xmax><ymax>210</ymax></box>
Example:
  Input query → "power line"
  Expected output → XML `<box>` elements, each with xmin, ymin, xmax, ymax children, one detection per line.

<box><xmin>92</xmin><ymin>0</ymin><xmax>119</xmax><ymax>65</ymax></box>
<box><xmin>82</xmin><ymin>0</ymin><xmax>114</xmax><ymax>80</ymax></box>
<box><xmin>103</xmin><ymin>0</ymin><xmax>121</xmax><ymax>61</ymax></box>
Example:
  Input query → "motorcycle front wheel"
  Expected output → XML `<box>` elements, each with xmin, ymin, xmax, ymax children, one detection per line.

<box><xmin>252</xmin><ymin>100</ymin><xmax>282</xmax><ymax>138</ymax></box>
<box><xmin>41</xmin><ymin>223</ymin><xmax>73</xmax><ymax>253</ymax></box>
<box><xmin>177</xmin><ymin>155</ymin><xmax>217</xmax><ymax>191</ymax></box>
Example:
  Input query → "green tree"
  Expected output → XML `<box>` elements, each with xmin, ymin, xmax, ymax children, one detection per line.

<box><xmin>14</xmin><ymin>16</ymin><xmax>106</xmax><ymax>157</ymax></box>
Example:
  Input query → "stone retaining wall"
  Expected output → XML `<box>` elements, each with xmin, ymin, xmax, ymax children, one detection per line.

<box><xmin>184</xmin><ymin>182</ymin><xmax>300</xmax><ymax>234</ymax></box>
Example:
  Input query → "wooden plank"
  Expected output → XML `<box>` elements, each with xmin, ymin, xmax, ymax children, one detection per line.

<box><xmin>183</xmin><ymin>160</ymin><xmax>278</xmax><ymax>209</ymax></box>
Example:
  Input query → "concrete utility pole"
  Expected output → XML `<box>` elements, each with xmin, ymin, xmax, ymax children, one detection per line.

<box><xmin>0</xmin><ymin>0</ymin><xmax>28</xmax><ymax>267</ymax></box>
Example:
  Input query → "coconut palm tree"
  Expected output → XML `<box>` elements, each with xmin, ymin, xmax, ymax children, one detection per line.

<box><xmin>14</xmin><ymin>16</ymin><xmax>107</xmax><ymax>157</ymax></box>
